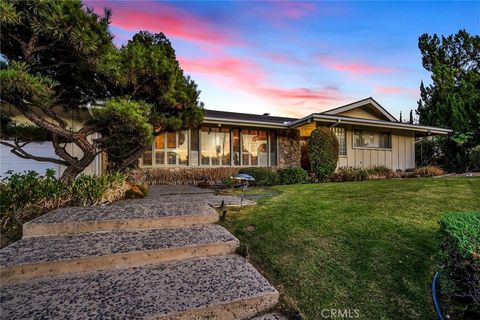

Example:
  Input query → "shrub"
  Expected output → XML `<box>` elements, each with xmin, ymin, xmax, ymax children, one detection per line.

<box><xmin>330</xmin><ymin>167</ymin><xmax>368</xmax><ymax>182</ymax></box>
<box><xmin>415</xmin><ymin>136</ymin><xmax>446</xmax><ymax>167</ymax></box>
<box><xmin>439</xmin><ymin>212</ymin><xmax>480</xmax><ymax>316</ymax></box>
<box><xmin>238</xmin><ymin>167</ymin><xmax>278</xmax><ymax>186</ymax></box>
<box><xmin>0</xmin><ymin>170</ymin><xmax>68</xmax><ymax>225</ymax></box>
<box><xmin>308</xmin><ymin>127</ymin><xmax>339</xmax><ymax>182</ymax></box>
<box><xmin>278</xmin><ymin>167</ymin><xmax>308</xmax><ymax>185</ymax></box>
<box><xmin>70</xmin><ymin>172</ymin><xmax>128</xmax><ymax>206</ymax></box>
<box><xmin>469</xmin><ymin>145</ymin><xmax>480</xmax><ymax>172</ymax></box>
<box><xmin>414</xmin><ymin>165</ymin><xmax>444</xmax><ymax>177</ymax></box>
<box><xmin>366</xmin><ymin>166</ymin><xmax>394</xmax><ymax>179</ymax></box>
<box><xmin>1</xmin><ymin>171</ymin><xmax>128</xmax><ymax>247</ymax></box>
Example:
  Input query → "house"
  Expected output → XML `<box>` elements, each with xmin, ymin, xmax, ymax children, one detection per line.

<box><xmin>138</xmin><ymin>98</ymin><xmax>451</xmax><ymax>178</ymax></box>
<box><xmin>1</xmin><ymin>98</ymin><xmax>452</xmax><ymax>181</ymax></box>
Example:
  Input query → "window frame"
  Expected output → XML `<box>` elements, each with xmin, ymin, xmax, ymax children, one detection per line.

<box><xmin>353</xmin><ymin>129</ymin><xmax>392</xmax><ymax>150</ymax></box>
<box><xmin>140</xmin><ymin>131</ymin><xmax>189</xmax><ymax>167</ymax></box>
<box><xmin>332</xmin><ymin>127</ymin><xmax>347</xmax><ymax>156</ymax></box>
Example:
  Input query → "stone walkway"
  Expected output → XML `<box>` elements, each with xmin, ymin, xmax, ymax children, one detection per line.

<box><xmin>0</xmin><ymin>186</ymin><xmax>278</xmax><ymax>319</ymax></box>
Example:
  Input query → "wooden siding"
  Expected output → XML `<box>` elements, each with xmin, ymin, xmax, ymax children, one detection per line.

<box><xmin>338</xmin><ymin>127</ymin><xmax>415</xmax><ymax>171</ymax></box>
<box><xmin>338</xmin><ymin>108</ymin><xmax>382</xmax><ymax>120</ymax></box>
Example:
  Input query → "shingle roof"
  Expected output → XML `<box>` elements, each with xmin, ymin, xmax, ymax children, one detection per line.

<box><xmin>204</xmin><ymin>109</ymin><xmax>297</xmax><ymax>125</ymax></box>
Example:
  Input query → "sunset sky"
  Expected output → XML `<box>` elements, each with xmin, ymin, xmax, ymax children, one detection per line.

<box><xmin>86</xmin><ymin>1</ymin><xmax>479</xmax><ymax>119</ymax></box>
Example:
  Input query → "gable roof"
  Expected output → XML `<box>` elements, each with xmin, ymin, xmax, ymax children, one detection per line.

<box><xmin>198</xmin><ymin>99</ymin><xmax>451</xmax><ymax>136</ymax></box>
<box><xmin>321</xmin><ymin>97</ymin><xmax>398</xmax><ymax>122</ymax></box>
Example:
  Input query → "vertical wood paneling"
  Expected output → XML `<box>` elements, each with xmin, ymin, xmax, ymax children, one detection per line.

<box><xmin>405</xmin><ymin>135</ymin><xmax>412</xmax><ymax>170</ymax></box>
<box><xmin>355</xmin><ymin>149</ymin><xmax>363</xmax><ymax>167</ymax></box>
<box><xmin>400</xmin><ymin>135</ymin><xmax>404</xmax><ymax>170</ymax></box>
<box><xmin>364</xmin><ymin>149</ymin><xmax>371</xmax><ymax>167</ymax></box>
<box><xmin>386</xmin><ymin>150</ymin><xmax>392</xmax><ymax>169</ymax></box>
<box><xmin>371</xmin><ymin>150</ymin><xmax>377</xmax><ymax>166</ymax></box>
<box><xmin>336</xmin><ymin>129</ymin><xmax>416</xmax><ymax>171</ymax></box>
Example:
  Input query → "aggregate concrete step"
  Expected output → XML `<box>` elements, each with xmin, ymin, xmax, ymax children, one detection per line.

<box><xmin>23</xmin><ymin>202</ymin><xmax>219</xmax><ymax>237</ymax></box>
<box><xmin>0</xmin><ymin>255</ymin><xmax>279</xmax><ymax>320</ymax></box>
<box><xmin>1</xmin><ymin>225</ymin><xmax>238</xmax><ymax>283</ymax></box>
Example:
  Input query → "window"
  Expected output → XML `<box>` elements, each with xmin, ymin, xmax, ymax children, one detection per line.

<box><xmin>332</xmin><ymin>127</ymin><xmax>346</xmax><ymax>156</ymax></box>
<box><xmin>354</xmin><ymin>130</ymin><xmax>391</xmax><ymax>149</ymax></box>
<box><xmin>142</xmin><ymin>131</ymin><xmax>188</xmax><ymax>166</ymax></box>
<box><xmin>142</xmin><ymin>150</ymin><xmax>153</xmax><ymax>166</ymax></box>
<box><xmin>190</xmin><ymin>128</ymin><xmax>199</xmax><ymax>166</ymax></box>
<box><xmin>242</xmin><ymin>130</ymin><xmax>268</xmax><ymax>166</ymax></box>
<box><xmin>200</xmin><ymin>127</ymin><xmax>230</xmax><ymax>166</ymax></box>
<box><xmin>141</xmin><ymin>127</ymin><xmax>279</xmax><ymax>168</ymax></box>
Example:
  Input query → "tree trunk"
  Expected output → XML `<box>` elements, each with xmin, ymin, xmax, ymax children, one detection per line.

<box><xmin>116</xmin><ymin>146</ymin><xmax>147</xmax><ymax>172</ymax></box>
<box><xmin>59</xmin><ymin>132</ymin><xmax>98</xmax><ymax>183</ymax></box>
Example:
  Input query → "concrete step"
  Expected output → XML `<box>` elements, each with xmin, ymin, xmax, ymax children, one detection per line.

<box><xmin>1</xmin><ymin>225</ymin><xmax>238</xmax><ymax>283</ymax></box>
<box><xmin>23</xmin><ymin>202</ymin><xmax>219</xmax><ymax>237</ymax></box>
<box><xmin>0</xmin><ymin>255</ymin><xmax>279</xmax><ymax>319</ymax></box>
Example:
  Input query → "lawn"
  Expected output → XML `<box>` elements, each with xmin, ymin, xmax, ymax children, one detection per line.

<box><xmin>220</xmin><ymin>177</ymin><xmax>480</xmax><ymax>320</ymax></box>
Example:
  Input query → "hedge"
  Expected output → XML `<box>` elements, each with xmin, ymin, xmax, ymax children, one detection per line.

<box><xmin>439</xmin><ymin>211</ymin><xmax>480</xmax><ymax>315</ymax></box>
<box><xmin>278</xmin><ymin>167</ymin><xmax>308</xmax><ymax>185</ymax></box>
<box><xmin>238</xmin><ymin>167</ymin><xmax>278</xmax><ymax>186</ymax></box>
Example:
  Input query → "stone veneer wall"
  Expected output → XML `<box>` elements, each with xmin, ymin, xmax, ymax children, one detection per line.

<box><xmin>278</xmin><ymin>130</ymin><xmax>301</xmax><ymax>168</ymax></box>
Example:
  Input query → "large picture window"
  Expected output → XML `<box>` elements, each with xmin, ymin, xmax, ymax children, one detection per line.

<box><xmin>141</xmin><ymin>127</ymin><xmax>277</xmax><ymax>168</ymax></box>
<box><xmin>200</xmin><ymin>127</ymin><xmax>230</xmax><ymax>166</ymax></box>
<box><xmin>354</xmin><ymin>130</ymin><xmax>391</xmax><ymax>149</ymax></box>
<box><xmin>332</xmin><ymin>127</ymin><xmax>346</xmax><ymax>156</ymax></box>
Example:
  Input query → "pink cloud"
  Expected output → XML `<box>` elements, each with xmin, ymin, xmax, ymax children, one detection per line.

<box><xmin>85</xmin><ymin>1</ymin><xmax>240</xmax><ymax>46</ymax></box>
<box><xmin>376</xmin><ymin>85</ymin><xmax>419</xmax><ymax>97</ymax></box>
<box><xmin>318</xmin><ymin>55</ymin><xmax>395</xmax><ymax>75</ymax></box>
<box><xmin>179</xmin><ymin>56</ymin><xmax>265</xmax><ymax>84</ymax></box>
<box><xmin>179</xmin><ymin>54</ymin><xmax>346</xmax><ymax>116</ymax></box>
<box><xmin>262</xmin><ymin>51</ymin><xmax>305</xmax><ymax>66</ymax></box>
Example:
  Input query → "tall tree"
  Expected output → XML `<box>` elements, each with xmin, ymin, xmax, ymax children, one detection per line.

<box><xmin>0</xmin><ymin>0</ymin><xmax>203</xmax><ymax>180</ymax></box>
<box><xmin>102</xmin><ymin>31</ymin><xmax>204</xmax><ymax>170</ymax></box>
<box><xmin>416</xmin><ymin>29</ymin><xmax>480</xmax><ymax>170</ymax></box>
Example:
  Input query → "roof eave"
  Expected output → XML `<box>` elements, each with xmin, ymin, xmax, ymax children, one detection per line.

<box><xmin>291</xmin><ymin>114</ymin><xmax>452</xmax><ymax>135</ymax></box>
<box><xmin>203</xmin><ymin>117</ymin><xmax>290</xmax><ymax>129</ymax></box>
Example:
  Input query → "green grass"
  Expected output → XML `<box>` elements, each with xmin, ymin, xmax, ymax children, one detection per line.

<box><xmin>220</xmin><ymin>177</ymin><xmax>480</xmax><ymax>320</ymax></box>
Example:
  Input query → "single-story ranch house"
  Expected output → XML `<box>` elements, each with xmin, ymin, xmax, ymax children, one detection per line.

<box><xmin>1</xmin><ymin>98</ymin><xmax>451</xmax><ymax>181</ymax></box>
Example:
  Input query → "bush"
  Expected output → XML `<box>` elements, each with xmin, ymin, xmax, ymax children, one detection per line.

<box><xmin>278</xmin><ymin>167</ymin><xmax>308</xmax><ymax>185</ymax></box>
<box><xmin>330</xmin><ymin>167</ymin><xmax>368</xmax><ymax>182</ymax></box>
<box><xmin>238</xmin><ymin>167</ymin><xmax>278</xmax><ymax>186</ymax></box>
<box><xmin>0</xmin><ymin>169</ymin><xmax>68</xmax><ymax>226</ymax></box>
<box><xmin>366</xmin><ymin>166</ymin><xmax>394</xmax><ymax>179</ymax></box>
<box><xmin>414</xmin><ymin>165</ymin><xmax>444</xmax><ymax>177</ymax></box>
<box><xmin>469</xmin><ymin>145</ymin><xmax>480</xmax><ymax>172</ymax></box>
<box><xmin>439</xmin><ymin>212</ymin><xmax>480</xmax><ymax>316</ymax></box>
<box><xmin>415</xmin><ymin>136</ymin><xmax>446</xmax><ymax>167</ymax></box>
<box><xmin>69</xmin><ymin>172</ymin><xmax>128</xmax><ymax>206</ymax></box>
<box><xmin>1</xmin><ymin>171</ymin><xmax>128</xmax><ymax>247</ymax></box>
<box><xmin>308</xmin><ymin>127</ymin><xmax>339</xmax><ymax>182</ymax></box>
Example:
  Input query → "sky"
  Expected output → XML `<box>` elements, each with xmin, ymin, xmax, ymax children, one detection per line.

<box><xmin>86</xmin><ymin>0</ymin><xmax>479</xmax><ymax>119</ymax></box>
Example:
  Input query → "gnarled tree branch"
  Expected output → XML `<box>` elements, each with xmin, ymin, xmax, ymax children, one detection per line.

<box><xmin>0</xmin><ymin>140</ymin><xmax>69</xmax><ymax>166</ymax></box>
